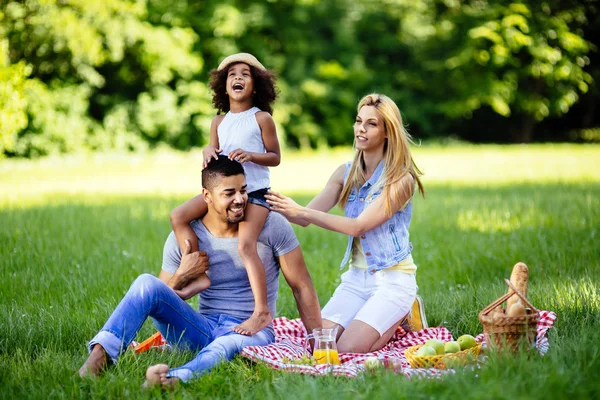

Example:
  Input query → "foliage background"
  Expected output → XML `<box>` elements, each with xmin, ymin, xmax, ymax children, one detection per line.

<box><xmin>1</xmin><ymin>0</ymin><xmax>599</xmax><ymax>158</ymax></box>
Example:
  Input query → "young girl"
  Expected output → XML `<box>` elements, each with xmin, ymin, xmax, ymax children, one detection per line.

<box><xmin>266</xmin><ymin>94</ymin><xmax>425</xmax><ymax>353</ymax></box>
<box><xmin>170</xmin><ymin>53</ymin><xmax>280</xmax><ymax>336</ymax></box>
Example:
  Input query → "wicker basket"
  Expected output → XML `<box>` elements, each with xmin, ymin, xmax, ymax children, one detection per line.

<box><xmin>405</xmin><ymin>343</ymin><xmax>482</xmax><ymax>369</ymax></box>
<box><xmin>478</xmin><ymin>279</ymin><xmax>539</xmax><ymax>352</ymax></box>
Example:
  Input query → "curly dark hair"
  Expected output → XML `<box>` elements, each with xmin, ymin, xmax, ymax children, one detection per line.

<box><xmin>209</xmin><ymin>63</ymin><xmax>278</xmax><ymax>115</ymax></box>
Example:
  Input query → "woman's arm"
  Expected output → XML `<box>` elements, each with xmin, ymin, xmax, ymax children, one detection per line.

<box><xmin>228</xmin><ymin>112</ymin><xmax>280</xmax><ymax>166</ymax></box>
<box><xmin>170</xmin><ymin>195</ymin><xmax>208</xmax><ymax>253</ymax></box>
<box><xmin>271</xmin><ymin>164</ymin><xmax>346</xmax><ymax>227</ymax></box>
<box><xmin>268</xmin><ymin>173</ymin><xmax>415</xmax><ymax>236</ymax></box>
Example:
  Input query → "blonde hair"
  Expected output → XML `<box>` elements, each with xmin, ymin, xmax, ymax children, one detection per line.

<box><xmin>338</xmin><ymin>94</ymin><xmax>424</xmax><ymax>217</ymax></box>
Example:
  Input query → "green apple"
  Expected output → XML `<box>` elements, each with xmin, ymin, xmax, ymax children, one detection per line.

<box><xmin>415</xmin><ymin>345</ymin><xmax>437</xmax><ymax>356</ymax></box>
<box><xmin>457</xmin><ymin>334</ymin><xmax>477</xmax><ymax>350</ymax></box>
<box><xmin>444</xmin><ymin>358</ymin><xmax>464</xmax><ymax>369</ymax></box>
<box><xmin>425</xmin><ymin>339</ymin><xmax>445</xmax><ymax>355</ymax></box>
<box><xmin>444</xmin><ymin>341</ymin><xmax>461</xmax><ymax>354</ymax></box>
<box><xmin>364</xmin><ymin>356</ymin><xmax>382</xmax><ymax>370</ymax></box>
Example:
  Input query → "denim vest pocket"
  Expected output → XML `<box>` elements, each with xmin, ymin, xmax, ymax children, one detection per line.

<box><xmin>389</xmin><ymin>223</ymin><xmax>401</xmax><ymax>252</ymax></box>
<box><xmin>366</xmin><ymin>187</ymin><xmax>383</xmax><ymax>204</ymax></box>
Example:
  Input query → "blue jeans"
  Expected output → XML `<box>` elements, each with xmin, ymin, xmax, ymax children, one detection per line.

<box><xmin>88</xmin><ymin>274</ymin><xmax>274</xmax><ymax>382</ymax></box>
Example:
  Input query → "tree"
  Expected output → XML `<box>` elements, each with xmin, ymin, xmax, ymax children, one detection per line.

<box><xmin>394</xmin><ymin>0</ymin><xmax>594</xmax><ymax>142</ymax></box>
<box><xmin>1</xmin><ymin>0</ymin><xmax>209</xmax><ymax>157</ymax></box>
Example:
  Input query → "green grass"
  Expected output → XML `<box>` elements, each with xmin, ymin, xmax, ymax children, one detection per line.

<box><xmin>1</xmin><ymin>144</ymin><xmax>599</xmax><ymax>399</ymax></box>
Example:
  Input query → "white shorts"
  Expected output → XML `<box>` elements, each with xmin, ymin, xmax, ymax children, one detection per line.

<box><xmin>321</xmin><ymin>268</ymin><xmax>417</xmax><ymax>336</ymax></box>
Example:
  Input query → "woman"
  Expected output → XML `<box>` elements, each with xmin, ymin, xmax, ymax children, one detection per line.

<box><xmin>266</xmin><ymin>94</ymin><xmax>425</xmax><ymax>353</ymax></box>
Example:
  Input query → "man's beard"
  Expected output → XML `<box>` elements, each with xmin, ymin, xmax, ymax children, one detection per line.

<box><xmin>226</xmin><ymin>203</ymin><xmax>245</xmax><ymax>224</ymax></box>
<box><xmin>226</xmin><ymin>214</ymin><xmax>244</xmax><ymax>224</ymax></box>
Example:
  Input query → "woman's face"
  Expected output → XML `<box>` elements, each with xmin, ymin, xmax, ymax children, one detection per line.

<box><xmin>354</xmin><ymin>105</ymin><xmax>387</xmax><ymax>152</ymax></box>
<box><xmin>226</xmin><ymin>63</ymin><xmax>254</xmax><ymax>102</ymax></box>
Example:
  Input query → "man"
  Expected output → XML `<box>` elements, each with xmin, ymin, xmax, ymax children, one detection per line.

<box><xmin>78</xmin><ymin>156</ymin><xmax>322</xmax><ymax>387</ymax></box>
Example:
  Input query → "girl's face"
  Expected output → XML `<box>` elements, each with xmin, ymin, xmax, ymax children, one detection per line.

<box><xmin>226</xmin><ymin>63</ymin><xmax>254</xmax><ymax>102</ymax></box>
<box><xmin>354</xmin><ymin>106</ymin><xmax>387</xmax><ymax>152</ymax></box>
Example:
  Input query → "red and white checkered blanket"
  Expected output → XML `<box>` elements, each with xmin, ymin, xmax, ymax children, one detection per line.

<box><xmin>240</xmin><ymin>310</ymin><xmax>557</xmax><ymax>378</ymax></box>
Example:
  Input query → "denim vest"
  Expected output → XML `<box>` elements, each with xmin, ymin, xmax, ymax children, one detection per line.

<box><xmin>339</xmin><ymin>161</ymin><xmax>413</xmax><ymax>274</ymax></box>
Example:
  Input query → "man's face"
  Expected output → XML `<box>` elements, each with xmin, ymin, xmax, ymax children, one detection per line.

<box><xmin>204</xmin><ymin>174</ymin><xmax>248</xmax><ymax>224</ymax></box>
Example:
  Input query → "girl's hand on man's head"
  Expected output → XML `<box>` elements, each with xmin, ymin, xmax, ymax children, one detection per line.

<box><xmin>202</xmin><ymin>146</ymin><xmax>222</xmax><ymax>169</ymax></box>
<box><xmin>228</xmin><ymin>149</ymin><xmax>253</xmax><ymax>163</ymax></box>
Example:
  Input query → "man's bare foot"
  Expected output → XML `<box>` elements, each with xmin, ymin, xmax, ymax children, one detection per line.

<box><xmin>142</xmin><ymin>364</ymin><xmax>180</xmax><ymax>389</ymax></box>
<box><xmin>78</xmin><ymin>344</ymin><xmax>108</xmax><ymax>378</ymax></box>
<box><xmin>233</xmin><ymin>310</ymin><xmax>272</xmax><ymax>336</ymax></box>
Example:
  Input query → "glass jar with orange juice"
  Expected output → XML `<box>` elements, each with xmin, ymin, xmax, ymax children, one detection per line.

<box><xmin>308</xmin><ymin>328</ymin><xmax>340</xmax><ymax>365</ymax></box>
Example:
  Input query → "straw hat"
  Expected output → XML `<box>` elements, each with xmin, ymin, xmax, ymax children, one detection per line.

<box><xmin>217</xmin><ymin>53</ymin><xmax>266</xmax><ymax>71</ymax></box>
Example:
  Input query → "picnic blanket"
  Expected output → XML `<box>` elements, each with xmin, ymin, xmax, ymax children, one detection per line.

<box><xmin>240</xmin><ymin>310</ymin><xmax>557</xmax><ymax>378</ymax></box>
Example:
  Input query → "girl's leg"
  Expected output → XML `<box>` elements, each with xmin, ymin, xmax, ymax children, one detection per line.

<box><xmin>234</xmin><ymin>203</ymin><xmax>271</xmax><ymax>335</ymax></box>
<box><xmin>171</xmin><ymin>194</ymin><xmax>210</xmax><ymax>291</ymax></box>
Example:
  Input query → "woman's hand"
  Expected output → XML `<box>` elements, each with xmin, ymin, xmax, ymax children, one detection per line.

<box><xmin>266</xmin><ymin>191</ymin><xmax>305</xmax><ymax>218</ymax></box>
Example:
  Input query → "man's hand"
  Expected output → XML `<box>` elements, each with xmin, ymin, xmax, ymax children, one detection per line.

<box><xmin>169</xmin><ymin>240</ymin><xmax>209</xmax><ymax>290</ymax></box>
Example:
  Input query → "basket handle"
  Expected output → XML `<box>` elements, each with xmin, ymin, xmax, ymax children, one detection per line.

<box><xmin>481</xmin><ymin>279</ymin><xmax>537</xmax><ymax>316</ymax></box>
<box><xmin>481</xmin><ymin>291</ymin><xmax>513</xmax><ymax>315</ymax></box>
<box><xmin>504</xmin><ymin>279</ymin><xmax>537</xmax><ymax>312</ymax></box>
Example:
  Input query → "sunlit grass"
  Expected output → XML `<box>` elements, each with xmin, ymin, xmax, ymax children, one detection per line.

<box><xmin>1</xmin><ymin>144</ymin><xmax>599</xmax><ymax>206</ymax></box>
<box><xmin>1</xmin><ymin>144</ymin><xmax>599</xmax><ymax>399</ymax></box>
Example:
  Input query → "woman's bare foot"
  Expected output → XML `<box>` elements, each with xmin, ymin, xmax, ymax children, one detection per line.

<box><xmin>78</xmin><ymin>344</ymin><xmax>108</xmax><ymax>377</ymax></box>
<box><xmin>233</xmin><ymin>310</ymin><xmax>272</xmax><ymax>336</ymax></box>
<box><xmin>143</xmin><ymin>364</ymin><xmax>180</xmax><ymax>389</ymax></box>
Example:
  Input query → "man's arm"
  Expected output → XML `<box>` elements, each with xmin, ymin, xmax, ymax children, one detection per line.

<box><xmin>278</xmin><ymin>246</ymin><xmax>322</xmax><ymax>335</ymax></box>
<box><xmin>160</xmin><ymin>238</ymin><xmax>210</xmax><ymax>297</ymax></box>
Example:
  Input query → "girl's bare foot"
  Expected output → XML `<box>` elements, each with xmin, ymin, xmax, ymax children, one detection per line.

<box><xmin>78</xmin><ymin>344</ymin><xmax>108</xmax><ymax>377</ymax></box>
<box><xmin>233</xmin><ymin>310</ymin><xmax>272</xmax><ymax>336</ymax></box>
<box><xmin>143</xmin><ymin>364</ymin><xmax>180</xmax><ymax>389</ymax></box>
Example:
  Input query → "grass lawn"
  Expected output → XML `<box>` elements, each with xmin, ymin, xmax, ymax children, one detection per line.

<box><xmin>1</xmin><ymin>144</ymin><xmax>599</xmax><ymax>399</ymax></box>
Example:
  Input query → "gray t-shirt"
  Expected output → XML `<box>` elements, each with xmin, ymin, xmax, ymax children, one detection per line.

<box><xmin>162</xmin><ymin>212</ymin><xmax>299</xmax><ymax>322</ymax></box>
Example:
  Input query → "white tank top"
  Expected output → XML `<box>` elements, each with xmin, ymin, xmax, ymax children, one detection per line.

<box><xmin>217</xmin><ymin>107</ymin><xmax>270</xmax><ymax>193</ymax></box>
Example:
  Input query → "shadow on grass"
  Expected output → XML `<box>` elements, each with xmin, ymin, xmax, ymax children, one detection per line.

<box><xmin>0</xmin><ymin>183</ymin><xmax>598</xmax><ymax>357</ymax></box>
<box><xmin>0</xmin><ymin>183</ymin><xmax>599</xmax><ymax>399</ymax></box>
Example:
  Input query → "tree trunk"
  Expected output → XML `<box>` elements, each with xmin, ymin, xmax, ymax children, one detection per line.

<box><xmin>510</xmin><ymin>115</ymin><xmax>535</xmax><ymax>143</ymax></box>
